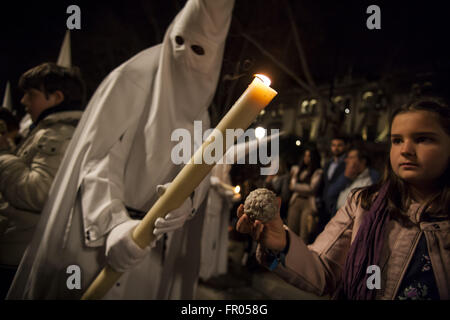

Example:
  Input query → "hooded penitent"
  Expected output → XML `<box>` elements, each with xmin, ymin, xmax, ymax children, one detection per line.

<box><xmin>7</xmin><ymin>0</ymin><xmax>234</xmax><ymax>299</ymax></box>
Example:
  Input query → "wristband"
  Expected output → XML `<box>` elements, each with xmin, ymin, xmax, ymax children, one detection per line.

<box><xmin>267</xmin><ymin>230</ymin><xmax>290</xmax><ymax>271</ymax></box>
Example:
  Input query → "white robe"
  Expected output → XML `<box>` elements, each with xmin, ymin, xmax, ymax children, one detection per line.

<box><xmin>199</xmin><ymin>165</ymin><xmax>233</xmax><ymax>281</ymax></box>
<box><xmin>7</xmin><ymin>0</ymin><xmax>234</xmax><ymax>299</ymax></box>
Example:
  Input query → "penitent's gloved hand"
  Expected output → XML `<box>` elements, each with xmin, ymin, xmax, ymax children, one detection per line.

<box><xmin>105</xmin><ymin>220</ymin><xmax>149</xmax><ymax>273</ymax></box>
<box><xmin>210</xmin><ymin>176</ymin><xmax>220</xmax><ymax>186</ymax></box>
<box><xmin>153</xmin><ymin>182</ymin><xmax>193</xmax><ymax>238</ymax></box>
<box><xmin>105</xmin><ymin>183</ymin><xmax>194</xmax><ymax>273</ymax></box>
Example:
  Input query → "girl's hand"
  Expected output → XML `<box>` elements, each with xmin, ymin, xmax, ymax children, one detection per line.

<box><xmin>235</xmin><ymin>202</ymin><xmax>287</xmax><ymax>252</ymax></box>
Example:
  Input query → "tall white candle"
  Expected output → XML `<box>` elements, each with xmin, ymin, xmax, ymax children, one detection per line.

<box><xmin>82</xmin><ymin>75</ymin><xmax>277</xmax><ymax>300</ymax></box>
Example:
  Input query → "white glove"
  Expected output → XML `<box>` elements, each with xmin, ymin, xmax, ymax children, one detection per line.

<box><xmin>105</xmin><ymin>220</ymin><xmax>149</xmax><ymax>273</ymax></box>
<box><xmin>210</xmin><ymin>176</ymin><xmax>220</xmax><ymax>186</ymax></box>
<box><xmin>153</xmin><ymin>183</ymin><xmax>194</xmax><ymax>237</ymax></box>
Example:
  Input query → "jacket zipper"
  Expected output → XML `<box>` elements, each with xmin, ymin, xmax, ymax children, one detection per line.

<box><xmin>391</xmin><ymin>230</ymin><xmax>422</xmax><ymax>299</ymax></box>
<box><xmin>424</xmin><ymin>225</ymin><xmax>447</xmax><ymax>299</ymax></box>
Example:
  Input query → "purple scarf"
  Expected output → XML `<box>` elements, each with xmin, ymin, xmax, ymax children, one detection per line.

<box><xmin>340</xmin><ymin>183</ymin><xmax>390</xmax><ymax>300</ymax></box>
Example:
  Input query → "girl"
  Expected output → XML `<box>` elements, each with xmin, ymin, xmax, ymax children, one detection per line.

<box><xmin>287</xmin><ymin>147</ymin><xmax>323</xmax><ymax>243</ymax></box>
<box><xmin>236</xmin><ymin>97</ymin><xmax>450</xmax><ymax>300</ymax></box>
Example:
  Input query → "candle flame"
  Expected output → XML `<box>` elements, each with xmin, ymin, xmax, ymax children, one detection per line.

<box><xmin>234</xmin><ymin>185</ymin><xmax>241</xmax><ymax>194</ymax></box>
<box><xmin>254</xmin><ymin>74</ymin><xmax>271</xmax><ymax>87</ymax></box>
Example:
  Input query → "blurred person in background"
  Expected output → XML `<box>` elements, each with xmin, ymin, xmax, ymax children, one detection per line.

<box><xmin>287</xmin><ymin>146</ymin><xmax>323</xmax><ymax>243</ymax></box>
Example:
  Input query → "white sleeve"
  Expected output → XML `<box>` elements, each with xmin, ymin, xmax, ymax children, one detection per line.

<box><xmin>76</xmin><ymin>69</ymin><xmax>148</xmax><ymax>247</ymax></box>
<box><xmin>81</xmin><ymin>137</ymin><xmax>131</xmax><ymax>247</ymax></box>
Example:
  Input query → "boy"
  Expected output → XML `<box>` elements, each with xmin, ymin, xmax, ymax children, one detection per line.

<box><xmin>0</xmin><ymin>62</ymin><xmax>85</xmax><ymax>297</ymax></box>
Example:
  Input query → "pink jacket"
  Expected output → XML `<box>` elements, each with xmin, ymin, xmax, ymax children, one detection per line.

<box><xmin>258</xmin><ymin>191</ymin><xmax>450</xmax><ymax>299</ymax></box>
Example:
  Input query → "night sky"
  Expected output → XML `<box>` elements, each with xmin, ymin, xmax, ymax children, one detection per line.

<box><xmin>1</xmin><ymin>0</ymin><xmax>449</xmax><ymax>117</ymax></box>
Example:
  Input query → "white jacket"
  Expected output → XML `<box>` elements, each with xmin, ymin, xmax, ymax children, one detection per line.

<box><xmin>7</xmin><ymin>0</ymin><xmax>234</xmax><ymax>299</ymax></box>
<box><xmin>0</xmin><ymin>110</ymin><xmax>82</xmax><ymax>266</ymax></box>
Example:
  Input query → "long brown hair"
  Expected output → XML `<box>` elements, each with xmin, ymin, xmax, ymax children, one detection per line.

<box><xmin>297</xmin><ymin>146</ymin><xmax>322</xmax><ymax>183</ymax></box>
<box><xmin>355</xmin><ymin>97</ymin><xmax>450</xmax><ymax>222</ymax></box>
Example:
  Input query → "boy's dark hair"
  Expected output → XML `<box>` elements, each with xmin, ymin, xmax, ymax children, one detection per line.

<box><xmin>19</xmin><ymin>62</ymin><xmax>86</xmax><ymax>109</ymax></box>
<box><xmin>355</xmin><ymin>97</ymin><xmax>450</xmax><ymax>222</ymax></box>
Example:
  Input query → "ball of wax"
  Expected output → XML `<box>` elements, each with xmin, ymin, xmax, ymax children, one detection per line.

<box><xmin>243</xmin><ymin>188</ymin><xmax>278</xmax><ymax>223</ymax></box>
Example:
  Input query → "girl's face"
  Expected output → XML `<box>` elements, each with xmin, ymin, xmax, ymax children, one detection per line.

<box><xmin>390</xmin><ymin>110</ymin><xmax>450</xmax><ymax>193</ymax></box>
<box><xmin>303</xmin><ymin>150</ymin><xmax>311</xmax><ymax>166</ymax></box>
